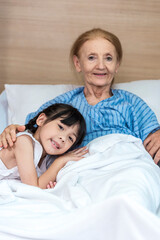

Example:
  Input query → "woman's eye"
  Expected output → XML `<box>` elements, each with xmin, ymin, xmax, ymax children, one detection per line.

<box><xmin>106</xmin><ymin>56</ymin><xmax>112</xmax><ymax>61</ymax></box>
<box><xmin>88</xmin><ymin>56</ymin><xmax>95</xmax><ymax>61</ymax></box>
<box><xmin>58</xmin><ymin>124</ymin><xmax>64</xmax><ymax>130</ymax></box>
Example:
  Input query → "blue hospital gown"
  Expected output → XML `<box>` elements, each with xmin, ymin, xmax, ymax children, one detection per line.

<box><xmin>26</xmin><ymin>87</ymin><xmax>160</xmax><ymax>147</ymax></box>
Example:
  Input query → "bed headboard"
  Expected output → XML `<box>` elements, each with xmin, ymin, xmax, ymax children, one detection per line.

<box><xmin>0</xmin><ymin>0</ymin><xmax>160</xmax><ymax>93</ymax></box>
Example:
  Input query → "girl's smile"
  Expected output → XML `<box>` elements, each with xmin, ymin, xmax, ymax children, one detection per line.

<box><xmin>50</xmin><ymin>139</ymin><xmax>60</xmax><ymax>149</ymax></box>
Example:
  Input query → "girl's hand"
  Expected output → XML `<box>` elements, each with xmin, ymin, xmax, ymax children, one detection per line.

<box><xmin>61</xmin><ymin>146</ymin><xmax>88</xmax><ymax>162</ymax></box>
<box><xmin>46</xmin><ymin>181</ymin><xmax>57</xmax><ymax>189</ymax></box>
<box><xmin>43</xmin><ymin>147</ymin><xmax>88</xmax><ymax>190</ymax></box>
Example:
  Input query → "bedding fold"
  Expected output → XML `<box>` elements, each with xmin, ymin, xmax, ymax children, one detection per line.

<box><xmin>0</xmin><ymin>134</ymin><xmax>160</xmax><ymax>239</ymax></box>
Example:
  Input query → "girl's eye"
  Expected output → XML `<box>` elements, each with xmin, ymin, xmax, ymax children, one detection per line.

<box><xmin>58</xmin><ymin>124</ymin><xmax>64</xmax><ymax>130</ymax></box>
<box><xmin>69</xmin><ymin>136</ymin><xmax>74</xmax><ymax>143</ymax></box>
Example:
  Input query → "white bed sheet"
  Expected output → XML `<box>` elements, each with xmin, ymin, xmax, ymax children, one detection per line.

<box><xmin>0</xmin><ymin>134</ymin><xmax>160</xmax><ymax>240</ymax></box>
<box><xmin>1</xmin><ymin>81</ymin><xmax>160</xmax><ymax>239</ymax></box>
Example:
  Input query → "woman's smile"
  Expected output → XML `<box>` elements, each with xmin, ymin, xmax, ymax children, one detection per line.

<box><xmin>93</xmin><ymin>72</ymin><xmax>107</xmax><ymax>77</ymax></box>
<box><xmin>73</xmin><ymin>37</ymin><xmax>119</xmax><ymax>89</ymax></box>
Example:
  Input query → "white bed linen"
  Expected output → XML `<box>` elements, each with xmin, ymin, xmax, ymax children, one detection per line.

<box><xmin>0</xmin><ymin>134</ymin><xmax>160</xmax><ymax>240</ymax></box>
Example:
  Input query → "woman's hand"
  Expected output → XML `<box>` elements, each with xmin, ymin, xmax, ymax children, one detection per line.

<box><xmin>0</xmin><ymin>124</ymin><xmax>26</xmax><ymax>148</ymax></box>
<box><xmin>144</xmin><ymin>129</ymin><xmax>160</xmax><ymax>164</ymax></box>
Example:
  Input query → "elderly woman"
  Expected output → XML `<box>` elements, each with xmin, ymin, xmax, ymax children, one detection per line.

<box><xmin>1</xmin><ymin>28</ymin><xmax>160</xmax><ymax>164</ymax></box>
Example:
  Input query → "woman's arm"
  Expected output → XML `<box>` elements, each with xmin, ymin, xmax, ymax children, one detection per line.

<box><xmin>0</xmin><ymin>125</ymin><xmax>26</xmax><ymax>148</ymax></box>
<box><xmin>143</xmin><ymin>129</ymin><xmax>160</xmax><ymax>164</ymax></box>
<box><xmin>127</xmin><ymin>91</ymin><xmax>160</xmax><ymax>164</ymax></box>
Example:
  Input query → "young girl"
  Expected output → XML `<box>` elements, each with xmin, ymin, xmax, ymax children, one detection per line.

<box><xmin>0</xmin><ymin>103</ymin><xmax>87</xmax><ymax>189</ymax></box>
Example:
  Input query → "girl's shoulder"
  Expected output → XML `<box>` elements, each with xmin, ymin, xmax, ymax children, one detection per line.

<box><xmin>16</xmin><ymin>130</ymin><xmax>43</xmax><ymax>153</ymax></box>
<box><xmin>16</xmin><ymin>131</ymin><xmax>34</xmax><ymax>140</ymax></box>
<box><xmin>15</xmin><ymin>131</ymin><xmax>34</xmax><ymax>146</ymax></box>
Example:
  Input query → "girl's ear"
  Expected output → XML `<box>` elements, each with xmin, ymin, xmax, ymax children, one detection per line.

<box><xmin>73</xmin><ymin>55</ymin><xmax>82</xmax><ymax>73</ymax></box>
<box><xmin>36</xmin><ymin>113</ymin><xmax>47</xmax><ymax>127</ymax></box>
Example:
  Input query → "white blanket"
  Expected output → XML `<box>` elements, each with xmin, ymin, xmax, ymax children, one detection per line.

<box><xmin>0</xmin><ymin>134</ymin><xmax>160</xmax><ymax>240</ymax></box>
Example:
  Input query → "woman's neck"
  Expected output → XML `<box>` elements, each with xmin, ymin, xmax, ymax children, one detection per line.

<box><xmin>84</xmin><ymin>85</ymin><xmax>113</xmax><ymax>105</ymax></box>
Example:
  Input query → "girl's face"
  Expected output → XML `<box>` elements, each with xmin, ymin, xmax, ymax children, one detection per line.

<box><xmin>35</xmin><ymin>114</ymin><xmax>79</xmax><ymax>156</ymax></box>
<box><xmin>73</xmin><ymin>37</ymin><xmax>120</xmax><ymax>89</ymax></box>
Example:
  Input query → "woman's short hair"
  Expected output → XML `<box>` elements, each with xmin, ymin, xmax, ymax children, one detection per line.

<box><xmin>70</xmin><ymin>28</ymin><xmax>123</xmax><ymax>64</ymax></box>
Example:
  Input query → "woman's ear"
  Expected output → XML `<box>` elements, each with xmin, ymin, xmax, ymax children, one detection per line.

<box><xmin>115</xmin><ymin>62</ymin><xmax>120</xmax><ymax>73</ymax></box>
<box><xmin>36</xmin><ymin>113</ymin><xmax>47</xmax><ymax>127</ymax></box>
<box><xmin>73</xmin><ymin>55</ymin><xmax>81</xmax><ymax>72</ymax></box>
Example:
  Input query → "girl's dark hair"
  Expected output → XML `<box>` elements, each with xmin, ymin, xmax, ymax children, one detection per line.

<box><xmin>25</xmin><ymin>103</ymin><xmax>86</xmax><ymax>149</ymax></box>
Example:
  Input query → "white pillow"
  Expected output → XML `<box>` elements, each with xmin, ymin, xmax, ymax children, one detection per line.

<box><xmin>5</xmin><ymin>80</ymin><xmax>160</xmax><ymax>126</ymax></box>
<box><xmin>5</xmin><ymin>84</ymin><xmax>79</xmax><ymax>125</ymax></box>
<box><xmin>0</xmin><ymin>90</ymin><xmax>8</xmax><ymax>133</ymax></box>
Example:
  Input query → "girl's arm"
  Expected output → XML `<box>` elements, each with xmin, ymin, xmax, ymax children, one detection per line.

<box><xmin>14</xmin><ymin>135</ymin><xmax>39</xmax><ymax>186</ymax></box>
<box><xmin>15</xmin><ymin>136</ymin><xmax>87</xmax><ymax>189</ymax></box>
<box><xmin>38</xmin><ymin>147</ymin><xmax>88</xmax><ymax>189</ymax></box>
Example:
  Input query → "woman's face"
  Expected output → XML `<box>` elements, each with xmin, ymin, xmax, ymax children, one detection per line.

<box><xmin>73</xmin><ymin>37</ymin><xmax>120</xmax><ymax>88</ymax></box>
